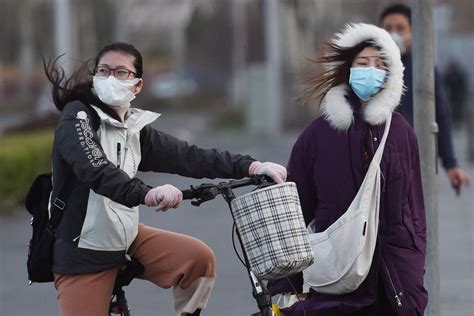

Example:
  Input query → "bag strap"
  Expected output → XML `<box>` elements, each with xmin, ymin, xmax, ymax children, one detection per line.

<box><xmin>307</xmin><ymin>114</ymin><xmax>393</xmax><ymax>232</ymax></box>
<box><xmin>48</xmin><ymin>177</ymin><xmax>76</xmax><ymax>231</ymax></box>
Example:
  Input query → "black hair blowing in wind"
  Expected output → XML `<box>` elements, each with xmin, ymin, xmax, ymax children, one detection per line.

<box><xmin>42</xmin><ymin>42</ymin><xmax>144</xmax><ymax>122</ymax></box>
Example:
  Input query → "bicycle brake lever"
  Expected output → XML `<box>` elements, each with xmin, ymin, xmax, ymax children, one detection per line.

<box><xmin>254</xmin><ymin>175</ymin><xmax>275</xmax><ymax>188</ymax></box>
<box><xmin>189</xmin><ymin>186</ymin><xmax>220</xmax><ymax>206</ymax></box>
<box><xmin>191</xmin><ymin>200</ymin><xmax>202</xmax><ymax>207</ymax></box>
<box><xmin>191</xmin><ymin>195</ymin><xmax>216</xmax><ymax>206</ymax></box>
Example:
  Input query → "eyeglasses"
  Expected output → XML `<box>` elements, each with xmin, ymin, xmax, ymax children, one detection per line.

<box><xmin>95</xmin><ymin>66</ymin><xmax>137</xmax><ymax>80</ymax></box>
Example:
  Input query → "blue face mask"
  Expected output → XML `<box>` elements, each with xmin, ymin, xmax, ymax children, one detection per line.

<box><xmin>349</xmin><ymin>67</ymin><xmax>386</xmax><ymax>101</ymax></box>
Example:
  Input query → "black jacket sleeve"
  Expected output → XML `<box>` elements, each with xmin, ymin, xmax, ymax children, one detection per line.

<box><xmin>138</xmin><ymin>125</ymin><xmax>256</xmax><ymax>179</ymax></box>
<box><xmin>55</xmin><ymin>101</ymin><xmax>150</xmax><ymax>207</ymax></box>
<box><xmin>434</xmin><ymin>68</ymin><xmax>458</xmax><ymax>170</ymax></box>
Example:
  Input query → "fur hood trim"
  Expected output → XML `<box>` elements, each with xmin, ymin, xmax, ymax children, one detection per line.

<box><xmin>321</xmin><ymin>23</ymin><xmax>404</xmax><ymax>131</ymax></box>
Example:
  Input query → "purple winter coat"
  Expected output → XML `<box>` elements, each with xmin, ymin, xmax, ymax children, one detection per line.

<box><xmin>269</xmin><ymin>96</ymin><xmax>428</xmax><ymax>315</ymax></box>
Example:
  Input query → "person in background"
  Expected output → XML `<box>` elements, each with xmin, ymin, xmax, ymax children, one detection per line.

<box><xmin>269</xmin><ymin>23</ymin><xmax>427</xmax><ymax>316</ymax></box>
<box><xmin>379</xmin><ymin>3</ymin><xmax>470</xmax><ymax>195</ymax></box>
<box><xmin>43</xmin><ymin>42</ymin><xmax>287</xmax><ymax>316</ymax></box>
<box><xmin>443</xmin><ymin>59</ymin><xmax>469</xmax><ymax>126</ymax></box>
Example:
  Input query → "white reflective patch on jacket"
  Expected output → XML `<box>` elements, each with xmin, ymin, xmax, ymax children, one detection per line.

<box><xmin>75</xmin><ymin>110</ymin><xmax>108</xmax><ymax>168</ymax></box>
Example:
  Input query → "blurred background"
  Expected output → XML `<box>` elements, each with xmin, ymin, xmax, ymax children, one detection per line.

<box><xmin>1</xmin><ymin>0</ymin><xmax>472</xmax><ymax>134</ymax></box>
<box><xmin>0</xmin><ymin>0</ymin><xmax>473</xmax><ymax>315</ymax></box>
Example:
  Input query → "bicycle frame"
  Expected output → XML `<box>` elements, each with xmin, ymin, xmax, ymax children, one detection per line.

<box><xmin>109</xmin><ymin>257</ymin><xmax>144</xmax><ymax>316</ymax></box>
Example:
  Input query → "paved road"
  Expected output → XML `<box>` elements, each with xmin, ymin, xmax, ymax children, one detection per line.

<box><xmin>1</xmin><ymin>112</ymin><xmax>472</xmax><ymax>315</ymax></box>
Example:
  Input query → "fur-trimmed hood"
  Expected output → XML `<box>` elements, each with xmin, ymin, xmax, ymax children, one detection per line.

<box><xmin>320</xmin><ymin>23</ymin><xmax>404</xmax><ymax>131</ymax></box>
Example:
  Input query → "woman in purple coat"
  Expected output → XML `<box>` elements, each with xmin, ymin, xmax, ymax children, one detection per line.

<box><xmin>269</xmin><ymin>23</ymin><xmax>427</xmax><ymax>315</ymax></box>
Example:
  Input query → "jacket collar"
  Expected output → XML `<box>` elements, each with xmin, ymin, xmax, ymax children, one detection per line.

<box><xmin>320</xmin><ymin>23</ymin><xmax>405</xmax><ymax>131</ymax></box>
<box><xmin>90</xmin><ymin>104</ymin><xmax>161</xmax><ymax>133</ymax></box>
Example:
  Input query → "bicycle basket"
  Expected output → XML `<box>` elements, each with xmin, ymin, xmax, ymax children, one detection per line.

<box><xmin>231</xmin><ymin>182</ymin><xmax>314</xmax><ymax>280</ymax></box>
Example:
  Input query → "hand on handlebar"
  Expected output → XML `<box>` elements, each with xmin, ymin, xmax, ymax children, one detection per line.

<box><xmin>144</xmin><ymin>184</ymin><xmax>183</xmax><ymax>212</ymax></box>
<box><xmin>249</xmin><ymin>161</ymin><xmax>287</xmax><ymax>184</ymax></box>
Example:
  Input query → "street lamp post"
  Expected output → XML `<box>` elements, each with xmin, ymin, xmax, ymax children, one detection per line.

<box><xmin>54</xmin><ymin>0</ymin><xmax>72</xmax><ymax>75</ymax></box>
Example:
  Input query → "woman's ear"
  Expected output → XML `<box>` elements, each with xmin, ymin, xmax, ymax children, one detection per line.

<box><xmin>134</xmin><ymin>79</ymin><xmax>143</xmax><ymax>94</ymax></box>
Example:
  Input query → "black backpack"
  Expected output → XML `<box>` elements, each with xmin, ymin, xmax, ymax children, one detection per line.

<box><xmin>25</xmin><ymin>103</ymin><xmax>100</xmax><ymax>283</ymax></box>
<box><xmin>25</xmin><ymin>173</ymin><xmax>73</xmax><ymax>283</ymax></box>
<box><xmin>25</xmin><ymin>105</ymin><xmax>99</xmax><ymax>283</ymax></box>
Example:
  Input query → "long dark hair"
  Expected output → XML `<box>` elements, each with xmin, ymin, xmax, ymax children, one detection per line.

<box><xmin>300</xmin><ymin>40</ymin><xmax>377</xmax><ymax>107</ymax></box>
<box><xmin>43</xmin><ymin>42</ymin><xmax>143</xmax><ymax>120</ymax></box>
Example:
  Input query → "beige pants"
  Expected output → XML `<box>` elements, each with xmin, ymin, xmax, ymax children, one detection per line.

<box><xmin>54</xmin><ymin>224</ymin><xmax>216</xmax><ymax>316</ymax></box>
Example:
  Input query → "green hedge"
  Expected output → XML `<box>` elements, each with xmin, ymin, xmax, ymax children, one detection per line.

<box><xmin>0</xmin><ymin>129</ymin><xmax>54</xmax><ymax>214</ymax></box>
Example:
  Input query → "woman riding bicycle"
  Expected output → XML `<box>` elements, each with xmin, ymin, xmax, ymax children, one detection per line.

<box><xmin>44</xmin><ymin>42</ymin><xmax>287</xmax><ymax>316</ymax></box>
<box><xmin>269</xmin><ymin>23</ymin><xmax>427</xmax><ymax>315</ymax></box>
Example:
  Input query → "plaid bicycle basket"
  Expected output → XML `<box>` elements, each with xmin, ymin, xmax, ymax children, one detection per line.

<box><xmin>231</xmin><ymin>182</ymin><xmax>314</xmax><ymax>280</ymax></box>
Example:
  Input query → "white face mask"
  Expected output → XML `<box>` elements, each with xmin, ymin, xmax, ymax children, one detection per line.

<box><xmin>389</xmin><ymin>32</ymin><xmax>406</xmax><ymax>54</ymax></box>
<box><xmin>92</xmin><ymin>76</ymin><xmax>141</xmax><ymax>107</ymax></box>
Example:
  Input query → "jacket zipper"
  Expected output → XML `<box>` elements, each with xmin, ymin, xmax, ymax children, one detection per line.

<box><xmin>124</xmin><ymin>132</ymin><xmax>130</xmax><ymax>165</ymax></box>
<box><xmin>383</xmin><ymin>260</ymin><xmax>403</xmax><ymax>307</ymax></box>
<box><xmin>117</xmin><ymin>142</ymin><xmax>122</xmax><ymax>169</ymax></box>
<box><xmin>117</xmin><ymin>131</ymin><xmax>130</xmax><ymax>171</ymax></box>
<box><xmin>368</xmin><ymin>129</ymin><xmax>375</xmax><ymax>154</ymax></box>
<box><xmin>123</xmin><ymin>132</ymin><xmax>137</xmax><ymax>174</ymax></box>
<box><xmin>369</xmin><ymin>128</ymin><xmax>386</xmax><ymax>192</ymax></box>
<box><xmin>118</xmin><ymin>132</ymin><xmax>130</xmax><ymax>248</ymax></box>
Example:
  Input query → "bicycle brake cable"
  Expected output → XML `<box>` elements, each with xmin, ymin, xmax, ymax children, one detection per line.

<box><xmin>215</xmin><ymin>185</ymin><xmax>248</xmax><ymax>268</ymax></box>
<box><xmin>232</xmin><ymin>222</ymin><xmax>246</xmax><ymax>266</ymax></box>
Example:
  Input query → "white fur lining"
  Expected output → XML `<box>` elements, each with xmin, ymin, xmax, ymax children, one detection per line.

<box><xmin>321</xmin><ymin>23</ymin><xmax>405</xmax><ymax>131</ymax></box>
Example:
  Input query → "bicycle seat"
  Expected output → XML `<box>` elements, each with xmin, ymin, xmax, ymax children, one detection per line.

<box><xmin>113</xmin><ymin>257</ymin><xmax>144</xmax><ymax>293</ymax></box>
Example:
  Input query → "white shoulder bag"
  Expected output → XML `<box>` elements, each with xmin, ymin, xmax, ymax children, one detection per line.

<box><xmin>302</xmin><ymin>114</ymin><xmax>391</xmax><ymax>294</ymax></box>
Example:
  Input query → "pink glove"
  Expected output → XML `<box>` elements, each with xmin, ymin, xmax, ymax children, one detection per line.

<box><xmin>249</xmin><ymin>161</ymin><xmax>287</xmax><ymax>184</ymax></box>
<box><xmin>144</xmin><ymin>184</ymin><xmax>183</xmax><ymax>212</ymax></box>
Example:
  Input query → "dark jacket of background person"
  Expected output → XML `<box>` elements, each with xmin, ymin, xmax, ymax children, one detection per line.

<box><xmin>442</xmin><ymin>60</ymin><xmax>469</xmax><ymax>125</ymax></box>
<box><xmin>268</xmin><ymin>23</ymin><xmax>427</xmax><ymax>316</ymax></box>
<box><xmin>399</xmin><ymin>52</ymin><xmax>457</xmax><ymax>170</ymax></box>
<box><xmin>379</xmin><ymin>2</ymin><xmax>470</xmax><ymax>193</ymax></box>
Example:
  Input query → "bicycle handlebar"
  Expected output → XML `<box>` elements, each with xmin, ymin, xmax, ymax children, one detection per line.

<box><xmin>181</xmin><ymin>175</ymin><xmax>274</xmax><ymax>206</ymax></box>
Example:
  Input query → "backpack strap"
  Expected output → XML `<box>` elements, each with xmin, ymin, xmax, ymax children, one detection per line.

<box><xmin>48</xmin><ymin>176</ymin><xmax>76</xmax><ymax>231</ymax></box>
